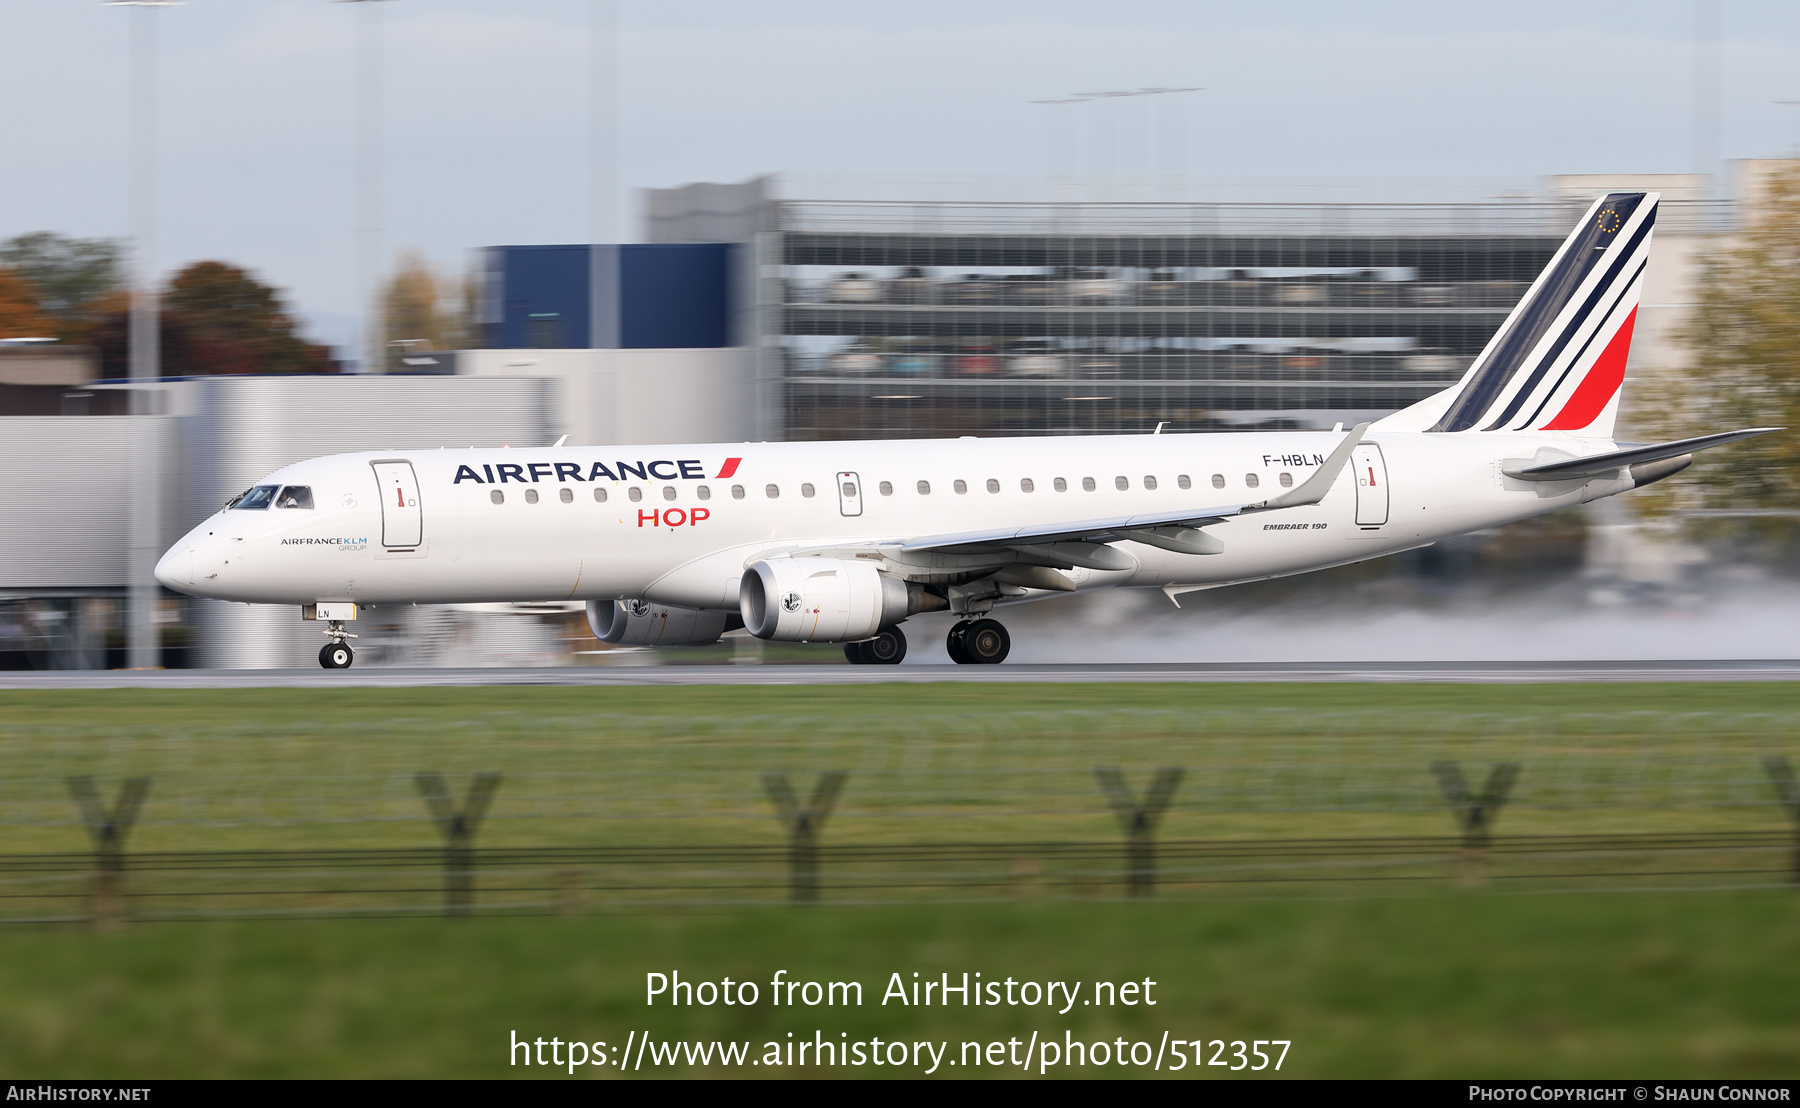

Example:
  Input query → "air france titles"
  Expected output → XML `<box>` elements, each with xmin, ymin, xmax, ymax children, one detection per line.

<box><xmin>281</xmin><ymin>537</ymin><xmax>369</xmax><ymax>549</ymax></box>
<box><xmin>451</xmin><ymin>457</ymin><xmax>742</xmax><ymax>485</ymax></box>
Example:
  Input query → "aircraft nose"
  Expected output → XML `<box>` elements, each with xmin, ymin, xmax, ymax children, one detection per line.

<box><xmin>154</xmin><ymin>545</ymin><xmax>192</xmax><ymax>591</ymax></box>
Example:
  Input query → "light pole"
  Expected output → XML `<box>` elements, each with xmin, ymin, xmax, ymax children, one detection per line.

<box><xmin>590</xmin><ymin>0</ymin><xmax>616</xmax><ymax>347</ymax></box>
<box><xmin>339</xmin><ymin>0</ymin><xmax>395</xmax><ymax>373</ymax></box>
<box><xmin>106</xmin><ymin>0</ymin><xmax>180</xmax><ymax>670</ymax></box>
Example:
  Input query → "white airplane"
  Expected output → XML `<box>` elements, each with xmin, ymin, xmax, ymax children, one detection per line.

<box><xmin>157</xmin><ymin>192</ymin><xmax>1775</xmax><ymax>669</ymax></box>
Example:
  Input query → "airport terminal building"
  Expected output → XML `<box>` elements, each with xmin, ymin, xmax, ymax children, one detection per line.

<box><xmin>0</xmin><ymin>169</ymin><xmax>1755</xmax><ymax>668</ymax></box>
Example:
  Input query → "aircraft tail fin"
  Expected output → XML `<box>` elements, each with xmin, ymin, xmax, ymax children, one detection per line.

<box><xmin>1381</xmin><ymin>192</ymin><xmax>1657</xmax><ymax>439</ymax></box>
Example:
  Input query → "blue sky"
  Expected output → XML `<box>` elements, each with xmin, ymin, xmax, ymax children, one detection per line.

<box><xmin>4</xmin><ymin>1</ymin><xmax>1799</xmax><ymax>347</ymax></box>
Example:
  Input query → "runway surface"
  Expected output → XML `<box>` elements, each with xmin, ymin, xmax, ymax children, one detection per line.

<box><xmin>2</xmin><ymin>659</ymin><xmax>1799</xmax><ymax>688</ymax></box>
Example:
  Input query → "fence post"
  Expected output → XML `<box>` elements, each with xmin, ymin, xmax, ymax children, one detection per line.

<box><xmin>1430</xmin><ymin>761</ymin><xmax>1519</xmax><ymax>885</ymax></box>
<box><xmin>1094</xmin><ymin>767</ymin><xmax>1184</xmax><ymax>897</ymax></box>
<box><xmin>1761</xmin><ymin>756</ymin><xmax>1800</xmax><ymax>884</ymax></box>
<box><xmin>761</xmin><ymin>771</ymin><xmax>847</xmax><ymax>904</ymax></box>
<box><xmin>415</xmin><ymin>772</ymin><xmax>502</xmax><ymax>918</ymax></box>
<box><xmin>66</xmin><ymin>776</ymin><xmax>150</xmax><ymax>929</ymax></box>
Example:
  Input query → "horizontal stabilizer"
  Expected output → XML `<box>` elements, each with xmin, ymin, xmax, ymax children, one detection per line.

<box><xmin>1503</xmin><ymin>428</ymin><xmax>1781</xmax><ymax>481</ymax></box>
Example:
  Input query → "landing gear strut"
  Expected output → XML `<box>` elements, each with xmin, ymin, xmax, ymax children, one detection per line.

<box><xmin>318</xmin><ymin>620</ymin><xmax>356</xmax><ymax>669</ymax></box>
<box><xmin>947</xmin><ymin>618</ymin><xmax>1010</xmax><ymax>665</ymax></box>
<box><xmin>844</xmin><ymin>625</ymin><xmax>907</xmax><ymax>665</ymax></box>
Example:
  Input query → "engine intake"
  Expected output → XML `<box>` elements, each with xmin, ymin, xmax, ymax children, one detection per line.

<box><xmin>587</xmin><ymin>599</ymin><xmax>736</xmax><ymax>646</ymax></box>
<box><xmin>739</xmin><ymin>557</ymin><xmax>914</xmax><ymax>642</ymax></box>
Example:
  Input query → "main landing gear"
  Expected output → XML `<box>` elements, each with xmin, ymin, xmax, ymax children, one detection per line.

<box><xmin>844</xmin><ymin>625</ymin><xmax>907</xmax><ymax>665</ymax></box>
<box><xmin>946</xmin><ymin>618</ymin><xmax>1010</xmax><ymax>665</ymax></box>
<box><xmin>318</xmin><ymin>620</ymin><xmax>356</xmax><ymax>669</ymax></box>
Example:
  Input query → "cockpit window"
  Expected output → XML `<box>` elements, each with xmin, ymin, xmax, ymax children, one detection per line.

<box><xmin>276</xmin><ymin>485</ymin><xmax>314</xmax><ymax>509</ymax></box>
<box><xmin>228</xmin><ymin>485</ymin><xmax>280</xmax><ymax>511</ymax></box>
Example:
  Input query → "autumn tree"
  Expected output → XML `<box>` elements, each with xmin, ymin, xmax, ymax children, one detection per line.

<box><xmin>1665</xmin><ymin>165</ymin><xmax>1800</xmax><ymax>512</ymax></box>
<box><xmin>0</xmin><ymin>267</ymin><xmax>56</xmax><ymax>339</ymax></box>
<box><xmin>94</xmin><ymin>261</ymin><xmax>334</xmax><ymax>376</ymax></box>
<box><xmin>379</xmin><ymin>251</ymin><xmax>475</xmax><ymax>367</ymax></box>
<box><xmin>0</xmin><ymin>232</ymin><xmax>124</xmax><ymax>344</ymax></box>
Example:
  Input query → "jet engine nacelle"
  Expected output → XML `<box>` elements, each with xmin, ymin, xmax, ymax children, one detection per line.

<box><xmin>739</xmin><ymin>557</ymin><xmax>910</xmax><ymax>642</ymax></box>
<box><xmin>587</xmin><ymin>599</ymin><xmax>733</xmax><ymax>646</ymax></box>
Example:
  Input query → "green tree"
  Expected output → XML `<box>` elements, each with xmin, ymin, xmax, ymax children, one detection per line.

<box><xmin>0</xmin><ymin>232</ymin><xmax>124</xmax><ymax>343</ymax></box>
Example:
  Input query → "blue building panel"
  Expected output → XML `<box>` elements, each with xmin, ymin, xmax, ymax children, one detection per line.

<box><xmin>490</xmin><ymin>245</ymin><xmax>592</xmax><ymax>350</ymax></box>
<box><xmin>620</xmin><ymin>244</ymin><xmax>731</xmax><ymax>349</ymax></box>
<box><xmin>485</xmin><ymin>243</ymin><xmax>731</xmax><ymax>350</ymax></box>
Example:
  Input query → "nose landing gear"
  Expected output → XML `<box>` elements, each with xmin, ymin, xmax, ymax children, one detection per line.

<box><xmin>946</xmin><ymin>618</ymin><xmax>1010</xmax><ymax>665</ymax></box>
<box><xmin>318</xmin><ymin>620</ymin><xmax>357</xmax><ymax>669</ymax></box>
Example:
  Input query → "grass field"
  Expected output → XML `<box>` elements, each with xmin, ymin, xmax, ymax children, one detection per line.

<box><xmin>3</xmin><ymin>896</ymin><xmax>1799</xmax><ymax>1078</ymax></box>
<box><xmin>1</xmin><ymin>682</ymin><xmax>1799</xmax><ymax>1077</ymax></box>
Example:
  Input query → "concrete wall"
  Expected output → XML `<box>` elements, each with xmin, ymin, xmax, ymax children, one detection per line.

<box><xmin>0</xmin><ymin>416</ymin><xmax>180</xmax><ymax>588</ymax></box>
<box><xmin>458</xmin><ymin>347</ymin><xmax>753</xmax><ymax>447</ymax></box>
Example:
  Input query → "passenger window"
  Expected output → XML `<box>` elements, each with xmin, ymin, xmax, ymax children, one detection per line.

<box><xmin>1020</xmin><ymin>478</ymin><xmax>1035</xmax><ymax>493</ymax></box>
<box><xmin>697</xmin><ymin>485</ymin><xmax>711</xmax><ymax>500</ymax></box>
<box><xmin>953</xmin><ymin>479</ymin><xmax>968</xmax><ymax>494</ymax></box>
<box><xmin>1245</xmin><ymin>473</ymin><xmax>1260</xmax><ymax>489</ymax></box>
<box><xmin>986</xmin><ymin>478</ymin><xmax>1000</xmax><ymax>494</ymax></box>
<box><xmin>560</xmin><ymin>487</ymin><xmax>573</xmax><ymax>503</ymax></box>
<box><xmin>229</xmin><ymin>485</ymin><xmax>279</xmax><ymax>511</ymax></box>
<box><xmin>1115</xmin><ymin>476</ymin><xmax>1129</xmax><ymax>491</ymax></box>
<box><xmin>629</xmin><ymin>487</ymin><xmax>643</xmax><ymax>502</ymax></box>
<box><xmin>525</xmin><ymin>488</ymin><xmax>540</xmax><ymax>504</ymax></box>
<box><xmin>1081</xmin><ymin>477</ymin><xmax>1096</xmax><ymax>492</ymax></box>
<box><xmin>594</xmin><ymin>487</ymin><xmax>608</xmax><ymax>503</ymax></box>
<box><xmin>879</xmin><ymin>481</ymin><xmax>893</xmax><ymax>496</ymax></box>
<box><xmin>491</xmin><ymin>490</ymin><xmax>505</xmax><ymax>505</ymax></box>
<box><xmin>1053</xmin><ymin>477</ymin><xmax>1068</xmax><ymax>492</ymax></box>
<box><xmin>1143</xmin><ymin>476</ymin><xmax>1158</xmax><ymax>491</ymax></box>
<box><xmin>801</xmin><ymin>483</ymin><xmax>816</xmax><ymax>498</ymax></box>
<box><xmin>731</xmin><ymin>484</ymin><xmax>745</xmax><ymax>499</ymax></box>
<box><xmin>276</xmin><ymin>486</ymin><xmax>314</xmax><ymax>509</ymax></box>
<box><xmin>1211</xmin><ymin>474</ymin><xmax>1226</xmax><ymax>489</ymax></box>
<box><xmin>766</xmin><ymin>484</ymin><xmax>780</xmax><ymax>499</ymax></box>
<box><xmin>1178</xmin><ymin>474</ymin><xmax>1192</xmax><ymax>490</ymax></box>
<box><xmin>1279</xmin><ymin>472</ymin><xmax>1294</xmax><ymax>488</ymax></box>
<box><xmin>917</xmin><ymin>480</ymin><xmax>931</xmax><ymax>495</ymax></box>
<box><xmin>842</xmin><ymin>481</ymin><xmax>857</xmax><ymax>497</ymax></box>
<box><xmin>662</xmin><ymin>486</ymin><xmax>677</xmax><ymax>501</ymax></box>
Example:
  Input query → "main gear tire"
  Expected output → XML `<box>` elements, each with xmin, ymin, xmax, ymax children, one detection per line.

<box><xmin>843</xmin><ymin>640</ymin><xmax>873</xmax><ymax>664</ymax></box>
<box><xmin>962</xmin><ymin>620</ymin><xmax>1011</xmax><ymax>665</ymax></box>
<box><xmin>865</xmin><ymin>626</ymin><xmax>907</xmax><ymax>665</ymax></box>
<box><xmin>946</xmin><ymin>620</ymin><xmax>975</xmax><ymax>664</ymax></box>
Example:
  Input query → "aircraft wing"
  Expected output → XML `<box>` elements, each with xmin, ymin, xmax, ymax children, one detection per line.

<box><xmin>1503</xmin><ymin>427</ymin><xmax>1782</xmax><ymax>481</ymax></box>
<box><xmin>898</xmin><ymin>422</ymin><xmax>1369</xmax><ymax>559</ymax></box>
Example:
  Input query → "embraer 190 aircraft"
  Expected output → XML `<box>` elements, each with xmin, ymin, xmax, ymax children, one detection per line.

<box><xmin>157</xmin><ymin>192</ymin><xmax>1774</xmax><ymax>669</ymax></box>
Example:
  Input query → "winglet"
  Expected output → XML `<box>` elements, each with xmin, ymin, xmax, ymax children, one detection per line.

<box><xmin>1250</xmin><ymin>422</ymin><xmax>1369</xmax><ymax>511</ymax></box>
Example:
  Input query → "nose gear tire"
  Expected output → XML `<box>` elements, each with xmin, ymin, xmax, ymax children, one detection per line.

<box><xmin>319</xmin><ymin>642</ymin><xmax>354</xmax><ymax>669</ymax></box>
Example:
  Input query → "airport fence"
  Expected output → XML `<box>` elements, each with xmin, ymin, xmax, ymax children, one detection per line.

<box><xmin>2</xmin><ymin>708</ymin><xmax>1799</xmax><ymax>922</ymax></box>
